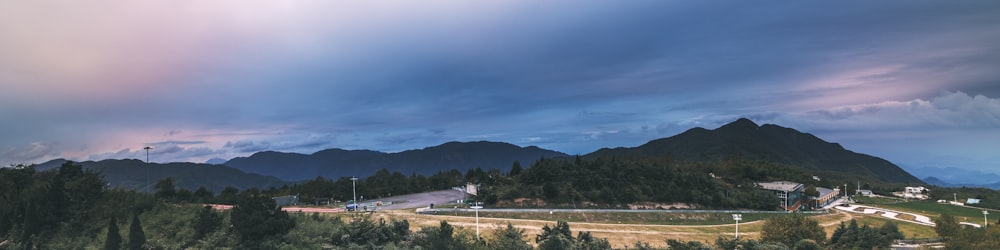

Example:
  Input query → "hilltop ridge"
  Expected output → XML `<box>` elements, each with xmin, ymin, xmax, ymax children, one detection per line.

<box><xmin>588</xmin><ymin>118</ymin><xmax>922</xmax><ymax>184</ymax></box>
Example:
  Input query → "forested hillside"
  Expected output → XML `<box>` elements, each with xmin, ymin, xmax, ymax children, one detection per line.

<box><xmin>589</xmin><ymin>118</ymin><xmax>922</xmax><ymax>184</ymax></box>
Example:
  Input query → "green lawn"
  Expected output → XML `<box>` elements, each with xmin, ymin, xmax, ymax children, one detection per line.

<box><xmin>852</xmin><ymin>195</ymin><xmax>903</xmax><ymax>205</ymax></box>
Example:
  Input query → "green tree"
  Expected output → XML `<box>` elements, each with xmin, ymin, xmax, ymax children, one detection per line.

<box><xmin>536</xmin><ymin>221</ymin><xmax>575</xmax><ymax>250</ymax></box>
<box><xmin>194</xmin><ymin>205</ymin><xmax>222</xmax><ymax>240</ymax></box>
<box><xmin>793</xmin><ymin>239</ymin><xmax>821</xmax><ymax>250</ymax></box>
<box><xmin>489</xmin><ymin>222</ymin><xmax>531</xmax><ymax>250</ymax></box>
<box><xmin>666</xmin><ymin>239</ymin><xmax>712</xmax><ymax>250</ymax></box>
<box><xmin>632</xmin><ymin>241</ymin><xmax>655</xmax><ymax>250</ymax></box>
<box><xmin>154</xmin><ymin>177</ymin><xmax>176</xmax><ymax>201</ymax></box>
<box><xmin>948</xmin><ymin>225</ymin><xmax>1000</xmax><ymax>249</ymax></box>
<box><xmin>935</xmin><ymin>214</ymin><xmax>961</xmax><ymax>240</ymax></box>
<box><xmin>230</xmin><ymin>195</ymin><xmax>295</xmax><ymax>247</ymax></box>
<box><xmin>760</xmin><ymin>214</ymin><xmax>826</xmax><ymax>247</ymax></box>
<box><xmin>542</xmin><ymin>182</ymin><xmax>560</xmax><ymax>201</ymax></box>
<box><xmin>879</xmin><ymin>220</ymin><xmax>904</xmax><ymax>242</ymax></box>
<box><xmin>715</xmin><ymin>236</ymin><xmax>766</xmax><ymax>250</ymax></box>
<box><xmin>575</xmin><ymin>231</ymin><xmax>611</xmax><ymax>250</ymax></box>
<box><xmin>509</xmin><ymin>161</ymin><xmax>523</xmax><ymax>176</ymax></box>
<box><xmin>803</xmin><ymin>185</ymin><xmax>819</xmax><ymax>197</ymax></box>
<box><xmin>105</xmin><ymin>217</ymin><xmax>122</xmax><ymax>250</ymax></box>
<box><xmin>127</xmin><ymin>212</ymin><xmax>146</xmax><ymax>250</ymax></box>
<box><xmin>828</xmin><ymin>219</ymin><xmax>896</xmax><ymax>249</ymax></box>
<box><xmin>413</xmin><ymin>221</ymin><xmax>470</xmax><ymax>250</ymax></box>
<box><xmin>192</xmin><ymin>187</ymin><xmax>213</xmax><ymax>203</ymax></box>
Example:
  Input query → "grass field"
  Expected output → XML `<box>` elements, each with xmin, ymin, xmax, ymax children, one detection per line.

<box><xmin>852</xmin><ymin>195</ymin><xmax>904</xmax><ymax>205</ymax></box>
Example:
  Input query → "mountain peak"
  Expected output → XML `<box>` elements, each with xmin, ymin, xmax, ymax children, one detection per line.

<box><xmin>718</xmin><ymin>118</ymin><xmax>760</xmax><ymax>131</ymax></box>
<box><xmin>588</xmin><ymin>118</ymin><xmax>922</xmax><ymax>184</ymax></box>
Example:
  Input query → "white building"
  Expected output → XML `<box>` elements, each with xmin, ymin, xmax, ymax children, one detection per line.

<box><xmin>904</xmin><ymin>186</ymin><xmax>928</xmax><ymax>194</ymax></box>
<box><xmin>894</xmin><ymin>186</ymin><xmax>930</xmax><ymax>200</ymax></box>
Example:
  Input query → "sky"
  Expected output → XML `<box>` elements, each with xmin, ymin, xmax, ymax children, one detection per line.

<box><xmin>2</xmin><ymin>1</ymin><xmax>999</xmax><ymax>176</ymax></box>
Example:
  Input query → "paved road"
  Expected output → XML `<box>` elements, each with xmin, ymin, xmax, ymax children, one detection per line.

<box><xmin>207</xmin><ymin>189</ymin><xmax>466</xmax><ymax>213</ymax></box>
<box><xmin>365</xmin><ymin>189</ymin><xmax>467</xmax><ymax>210</ymax></box>
<box><xmin>418</xmin><ymin>208</ymin><xmax>821</xmax><ymax>214</ymax></box>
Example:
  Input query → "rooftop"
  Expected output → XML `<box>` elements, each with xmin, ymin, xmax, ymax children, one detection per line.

<box><xmin>817</xmin><ymin>187</ymin><xmax>836</xmax><ymax>197</ymax></box>
<box><xmin>757</xmin><ymin>181</ymin><xmax>804</xmax><ymax>192</ymax></box>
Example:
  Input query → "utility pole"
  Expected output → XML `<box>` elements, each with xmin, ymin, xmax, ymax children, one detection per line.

<box><xmin>143</xmin><ymin>146</ymin><xmax>153</xmax><ymax>193</ymax></box>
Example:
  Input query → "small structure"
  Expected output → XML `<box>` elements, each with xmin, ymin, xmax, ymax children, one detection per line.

<box><xmin>857</xmin><ymin>190</ymin><xmax>874</xmax><ymax>196</ymax></box>
<box><xmin>314</xmin><ymin>197</ymin><xmax>332</xmax><ymax>206</ymax></box>
<box><xmin>272</xmin><ymin>194</ymin><xmax>299</xmax><ymax>207</ymax></box>
<box><xmin>967</xmin><ymin>198</ymin><xmax>981</xmax><ymax>204</ymax></box>
<box><xmin>757</xmin><ymin>181</ymin><xmax>804</xmax><ymax>211</ymax></box>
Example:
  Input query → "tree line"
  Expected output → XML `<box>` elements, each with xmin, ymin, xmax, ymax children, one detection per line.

<box><xmin>232</xmin><ymin>155</ymin><xmax>826</xmax><ymax>210</ymax></box>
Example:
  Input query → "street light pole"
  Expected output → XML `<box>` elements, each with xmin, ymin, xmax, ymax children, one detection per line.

<box><xmin>732</xmin><ymin>214</ymin><xmax>742</xmax><ymax>240</ymax></box>
<box><xmin>350</xmin><ymin>177</ymin><xmax>358</xmax><ymax>210</ymax></box>
<box><xmin>143</xmin><ymin>146</ymin><xmax>153</xmax><ymax>193</ymax></box>
<box><xmin>984</xmin><ymin>210</ymin><xmax>989</xmax><ymax>228</ymax></box>
<box><xmin>472</xmin><ymin>202</ymin><xmax>483</xmax><ymax>241</ymax></box>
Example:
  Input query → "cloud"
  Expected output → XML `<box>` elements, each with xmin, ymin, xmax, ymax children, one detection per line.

<box><xmin>790</xmin><ymin>91</ymin><xmax>1000</xmax><ymax>131</ymax></box>
<box><xmin>148</xmin><ymin>141</ymin><xmax>206</xmax><ymax>146</ymax></box>
<box><xmin>1</xmin><ymin>142</ymin><xmax>57</xmax><ymax>165</ymax></box>
<box><xmin>224</xmin><ymin>140</ymin><xmax>271</xmax><ymax>153</ymax></box>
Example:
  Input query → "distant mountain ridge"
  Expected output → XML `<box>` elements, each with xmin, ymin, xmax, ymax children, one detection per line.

<box><xmin>923</xmin><ymin>176</ymin><xmax>1000</xmax><ymax>190</ymax></box>
<box><xmin>588</xmin><ymin>118</ymin><xmax>923</xmax><ymax>184</ymax></box>
<box><xmin>223</xmin><ymin>141</ymin><xmax>569</xmax><ymax>181</ymax></box>
<box><xmin>28</xmin><ymin>119</ymin><xmax>928</xmax><ymax>191</ymax></box>
<box><xmin>36</xmin><ymin>159</ymin><xmax>285</xmax><ymax>192</ymax></box>
<box><xmin>905</xmin><ymin>166</ymin><xmax>1000</xmax><ymax>185</ymax></box>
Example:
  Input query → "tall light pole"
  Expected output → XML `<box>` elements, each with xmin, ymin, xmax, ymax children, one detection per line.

<box><xmin>143</xmin><ymin>146</ymin><xmax>153</xmax><ymax>193</ymax></box>
<box><xmin>732</xmin><ymin>214</ymin><xmax>742</xmax><ymax>240</ymax></box>
<box><xmin>984</xmin><ymin>210</ymin><xmax>989</xmax><ymax>228</ymax></box>
<box><xmin>350</xmin><ymin>177</ymin><xmax>358</xmax><ymax>209</ymax></box>
<box><xmin>472</xmin><ymin>202</ymin><xmax>483</xmax><ymax>241</ymax></box>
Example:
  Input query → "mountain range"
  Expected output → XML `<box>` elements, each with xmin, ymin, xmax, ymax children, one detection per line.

<box><xmin>223</xmin><ymin>141</ymin><xmax>568</xmax><ymax>181</ymax></box>
<box><xmin>36</xmin><ymin>159</ymin><xmax>286</xmax><ymax>192</ymax></box>
<box><xmin>27</xmin><ymin>118</ymin><xmax>928</xmax><ymax>192</ymax></box>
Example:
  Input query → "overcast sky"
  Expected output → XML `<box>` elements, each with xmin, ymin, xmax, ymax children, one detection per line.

<box><xmin>2</xmin><ymin>1</ymin><xmax>999</xmax><ymax>175</ymax></box>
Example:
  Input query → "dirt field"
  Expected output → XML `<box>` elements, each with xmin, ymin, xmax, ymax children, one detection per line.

<box><xmin>258</xmin><ymin>190</ymin><xmax>921</xmax><ymax>248</ymax></box>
